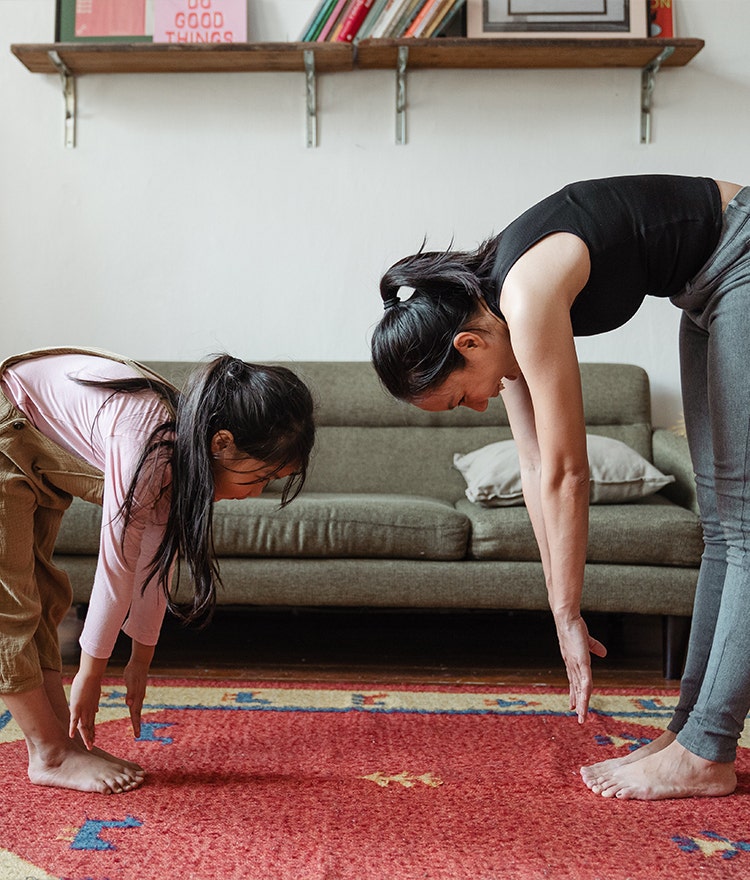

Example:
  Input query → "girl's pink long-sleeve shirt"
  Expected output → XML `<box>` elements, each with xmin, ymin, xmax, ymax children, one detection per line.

<box><xmin>1</xmin><ymin>353</ymin><xmax>172</xmax><ymax>659</ymax></box>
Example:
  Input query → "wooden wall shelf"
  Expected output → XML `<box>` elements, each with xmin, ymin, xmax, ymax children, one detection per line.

<box><xmin>10</xmin><ymin>37</ymin><xmax>704</xmax><ymax>147</ymax></box>
<box><xmin>356</xmin><ymin>36</ymin><xmax>703</xmax><ymax>69</ymax></box>
<box><xmin>11</xmin><ymin>41</ymin><xmax>355</xmax><ymax>75</ymax></box>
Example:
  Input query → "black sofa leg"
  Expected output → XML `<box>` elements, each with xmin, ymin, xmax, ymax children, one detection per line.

<box><xmin>662</xmin><ymin>615</ymin><xmax>691</xmax><ymax>680</ymax></box>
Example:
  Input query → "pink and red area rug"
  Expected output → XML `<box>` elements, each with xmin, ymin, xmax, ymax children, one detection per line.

<box><xmin>1</xmin><ymin>680</ymin><xmax>749</xmax><ymax>880</ymax></box>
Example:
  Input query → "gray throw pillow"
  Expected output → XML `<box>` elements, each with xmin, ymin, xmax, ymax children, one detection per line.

<box><xmin>453</xmin><ymin>434</ymin><xmax>675</xmax><ymax>506</ymax></box>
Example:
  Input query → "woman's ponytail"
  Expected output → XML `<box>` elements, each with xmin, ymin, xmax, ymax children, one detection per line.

<box><xmin>372</xmin><ymin>238</ymin><xmax>499</xmax><ymax>400</ymax></box>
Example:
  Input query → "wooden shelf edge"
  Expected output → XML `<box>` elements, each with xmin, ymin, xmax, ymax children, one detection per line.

<box><xmin>356</xmin><ymin>37</ymin><xmax>704</xmax><ymax>69</ymax></box>
<box><xmin>11</xmin><ymin>36</ymin><xmax>703</xmax><ymax>75</ymax></box>
<box><xmin>10</xmin><ymin>42</ymin><xmax>356</xmax><ymax>75</ymax></box>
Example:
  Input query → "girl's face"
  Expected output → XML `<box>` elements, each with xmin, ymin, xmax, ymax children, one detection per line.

<box><xmin>210</xmin><ymin>432</ymin><xmax>296</xmax><ymax>501</ymax></box>
<box><xmin>413</xmin><ymin>318</ymin><xmax>519</xmax><ymax>413</ymax></box>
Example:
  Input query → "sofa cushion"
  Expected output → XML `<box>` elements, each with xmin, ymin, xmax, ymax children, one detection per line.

<box><xmin>453</xmin><ymin>435</ymin><xmax>674</xmax><ymax>506</ymax></box>
<box><xmin>457</xmin><ymin>495</ymin><xmax>703</xmax><ymax>567</ymax></box>
<box><xmin>211</xmin><ymin>493</ymin><xmax>469</xmax><ymax>560</ymax></box>
<box><xmin>56</xmin><ymin>494</ymin><xmax>470</xmax><ymax>561</ymax></box>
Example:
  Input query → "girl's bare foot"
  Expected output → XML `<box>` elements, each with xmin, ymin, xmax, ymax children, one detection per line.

<box><xmin>38</xmin><ymin>670</ymin><xmax>144</xmax><ymax>774</ymax></box>
<box><xmin>91</xmin><ymin>744</ymin><xmax>145</xmax><ymax>774</ymax></box>
<box><xmin>582</xmin><ymin>739</ymin><xmax>736</xmax><ymax>800</ymax></box>
<box><xmin>4</xmin><ymin>682</ymin><xmax>145</xmax><ymax>795</ymax></box>
<box><xmin>28</xmin><ymin>741</ymin><xmax>145</xmax><ymax>794</ymax></box>
<box><xmin>580</xmin><ymin>730</ymin><xmax>675</xmax><ymax>788</ymax></box>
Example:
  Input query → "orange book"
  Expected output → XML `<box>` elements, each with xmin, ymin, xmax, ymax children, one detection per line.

<box><xmin>402</xmin><ymin>0</ymin><xmax>440</xmax><ymax>37</ymax></box>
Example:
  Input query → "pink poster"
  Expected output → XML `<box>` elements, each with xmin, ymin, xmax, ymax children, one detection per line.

<box><xmin>153</xmin><ymin>0</ymin><xmax>248</xmax><ymax>42</ymax></box>
<box><xmin>74</xmin><ymin>0</ymin><xmax>147</xmax><ymax>37</ymax></box>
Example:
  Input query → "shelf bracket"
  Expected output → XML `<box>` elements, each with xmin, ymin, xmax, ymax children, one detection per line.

<box><xmin>640</xmin><ymin>46</ymin><xmax>674</xmax><ymax>145</ymax></box>
<box><xmin>304</xmin><ymin>49</ymin><xmax>318</xmax><ymax>148</ymax></box>
<box><xmin>396</xmin><ymin>45</ymin><xmax>408</xmax><ymax>145</ymax></box>
<box><xmin>48</xmin><ymin>50</ymin><xmax>76</xmax><ymax>149</ymax></box>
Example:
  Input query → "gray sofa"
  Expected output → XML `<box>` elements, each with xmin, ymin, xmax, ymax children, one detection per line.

<box><xmin>55</xmin><ymin>361</ymin><xmax>703</xmax><ymax>678</ymax></box>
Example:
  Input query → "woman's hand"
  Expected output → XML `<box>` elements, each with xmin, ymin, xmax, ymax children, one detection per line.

<box><xmin>69</xmin><ymin>652</ymin><xmax>108</xmax><ymax>749</ymax></box>
<box><xmin>124</xmin><ymin>641</ymin><xmax>155</xmax><ymax>739</ymax></box>
<box><xmin>554</xmin><ymin>614</ymin><xmax>607</xmax><ymax>723</ymax></box>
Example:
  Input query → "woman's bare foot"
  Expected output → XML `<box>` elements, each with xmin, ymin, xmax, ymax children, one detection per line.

<box><xmin>28</xmin><ymin>740</ymin><xmax>145</xmax><ymax>794</ymax></box>
<box><xmin>582</xmin><ymin>739</ymin><xmax>736</xmax><ymax>800</ymax></box>
<box><xmin>580</xmin><ymin>730</ymin><xmax>675</xmax><ymax>788</ymax></box>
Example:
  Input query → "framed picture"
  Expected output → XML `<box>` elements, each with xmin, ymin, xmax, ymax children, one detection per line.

<box><xmin>56</xmin><ymin>0</ymin><xmax>154</xmax><ymax>43</ymax></box>
<box><xmin>467</xmin><ymin>0</ymin><xmax>649</xmax><ymax>39</ymax></box>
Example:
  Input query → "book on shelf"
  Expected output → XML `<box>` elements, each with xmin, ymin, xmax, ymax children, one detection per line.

<box><xmin>649</xmin><ymin>0</ymin><xmax>674</xmax><ymax>38</ymax></box>
<box><xmin>336</xmin><ymin>0</ymin><xmax>378</xmax><ymax>41</ymax></box>
<box><xmin>368</xmin><ymin>0</ymin><xmax>412</xmax><ymax>37</ymax></box>
<box><xmin>426</xmin><ymin>0</ymin><xmax>465</xmax><ymax>37</ymax></box>
<box><xmin>299</xmin><ymin>0</ymin><xmax>465</xmax><ymax>41</ymax></box>
<box><xmin>329</xmin><ymin>0</ymin><xmax>358</xmax><ymax>39</ymax></box>
<box><xmin>355</xmin><ymin>0</ymin><xmax>390</xmax><ymax>40</ymax></box>
<box><xmin>299</xmin><ymin>0</ymin><xmax>340</xmax><ymax>40</ymax></box>
<box><xmin>391</xmin><ymin>0</ymin><xmax>425</xmax><ymax>37</ymax></box>
<box><xmin>153</xmin><ymin>0</ymin><xmax>248</xmax><ymax>42</ymax></box>
<box><xmin>317</xmin><ymin>0</ymin><xmax>352</xmax><ymax>40</ymax></box>
<box><xmin>402</xmin><ymin>0</ymin><xmax>441</xmax><ymax>37</ymax></box>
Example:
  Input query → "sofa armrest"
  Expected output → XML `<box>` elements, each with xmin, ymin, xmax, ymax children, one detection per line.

<box><xmin>653</xmin><ymin>428</ymin><xmax>698</xmax><ymax>515</ymax></box>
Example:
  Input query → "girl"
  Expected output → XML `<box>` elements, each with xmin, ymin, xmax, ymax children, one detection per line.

<box><xmin>0</xmin><ymin>347</ymin><xmax>314</xmax><ymax>794</ymax></box>
<box><xmin>370</xmin><ymin>175</ymin><xmax>749</xmax><ymax>800</ymax></box>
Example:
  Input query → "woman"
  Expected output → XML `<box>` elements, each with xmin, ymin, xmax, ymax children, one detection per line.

<box><xmin>370</xmin><ymin>175</ymin><xmax>748</xmax><ymax>800</ymax></box>
<box><xmin>0</xmin><ymin>347</ymin><xmax>314</xmax><ymax>794</ymax></box>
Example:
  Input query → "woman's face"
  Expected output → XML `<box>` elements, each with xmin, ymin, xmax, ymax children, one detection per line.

<box><xmin>210</xmin><ymin>432</ymin><xmax>296</xmax><ymax>501</ymax></box>
<box><xmin>413</xmin><ymin>320</ymin><xmax>518</xmax><ymax>413</ymax></box>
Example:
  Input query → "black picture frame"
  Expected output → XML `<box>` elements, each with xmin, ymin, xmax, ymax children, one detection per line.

<box><xmin>467</xmin><ymin>0</ymin><xmax>649</xmax><ymax>38</ymax></box>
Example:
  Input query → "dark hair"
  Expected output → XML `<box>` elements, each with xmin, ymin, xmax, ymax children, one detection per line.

<box><xmin>371</xmin><ymin>238</ymin><xmax>500</xmax><ymax>400</ymax></box>
<box><xmin>77</xmin><ymin>357</ymin><xmax>315</xmax><ymax>625</ymax></box>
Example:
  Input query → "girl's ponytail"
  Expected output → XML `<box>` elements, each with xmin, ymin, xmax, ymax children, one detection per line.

<box><xmin>160</xmin><ymin>356</ymin><xmax>314</xmax><ymax>624</ymax></box>
<box><xmin>112</xmin><ymin>356</ymin><xmax>314</xmax><ymax>626</ymax></box>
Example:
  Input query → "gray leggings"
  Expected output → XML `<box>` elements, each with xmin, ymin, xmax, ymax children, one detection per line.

<box><xmin>668</xmin><ymin>186</ymin><xmax>750</xmax><ymax>762</ymax></box>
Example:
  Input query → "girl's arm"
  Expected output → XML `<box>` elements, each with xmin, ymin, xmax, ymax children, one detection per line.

<box><xmin>68</xmin><ymin>639</ymin><xmax>155</xmax><ymax>746</ymax></box>
<box><xmin>69</xmin><ymin>651</ymin><xmax>107</xmax><ymax>749</ymax></box>
<box><xmin>76</xmin><ymin>433</ymin><xmax>169</xmax><ymax>745</ymax></box>
<box><xmin>500</xmin><ymin>233</ymin><xmax>606</xmax><ymax>721</ymax></box>
<box><xmin>124</xmin><ymin>639</ymin><xmax>155</xmax><ymax>739</ymax></box>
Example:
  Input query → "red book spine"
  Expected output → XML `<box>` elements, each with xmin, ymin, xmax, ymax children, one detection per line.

<box><xmin>335</xmin><ymin>0</ymin><xmax>375</xmax><ymax>41</ymax></box>
<box><xmin>649</xmin><ymin>0</ymin><xmax>674</xmax><ymax>38</ymax></box>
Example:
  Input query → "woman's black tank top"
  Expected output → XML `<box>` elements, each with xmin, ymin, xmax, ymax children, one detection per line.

<box><xmin>487</xmin><ymin>175</ymin><xmax>723</xmax><ymax>336</ymax></box>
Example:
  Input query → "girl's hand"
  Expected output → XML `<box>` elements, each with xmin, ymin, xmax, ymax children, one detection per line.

<box><xmin>554</xmin><ymin>615</ymin><xmax>607</xmax><ymax>723</ymax></box>
<box><xmin>68</xmin><ymin>670</ymin><xmax>102</xmax><ymax>750</ymax></box>
<box><xmin>124</xmin><ymin>641</ymin><xmax>155</xmax><ymax>739</ymax></box>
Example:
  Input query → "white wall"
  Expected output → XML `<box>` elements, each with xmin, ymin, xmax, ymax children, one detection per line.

<box><xmin>1</xmin><ymin>0</ymin><xmax>749</xmax><ymax>427</ymax></box>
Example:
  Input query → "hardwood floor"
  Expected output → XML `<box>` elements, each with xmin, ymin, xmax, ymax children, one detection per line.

<box><xmin>61</xmin><ymin>606</ymin><xmax>675</xmax><ymax>688</ymax></box>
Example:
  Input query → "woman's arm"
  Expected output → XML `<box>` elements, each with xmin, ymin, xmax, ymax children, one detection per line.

<box><xmin>500</xmin><ymin>374</ymin><xmax>552</xmax><ymax>583</ymax></box>
<box><xmin>500</xmin><ymin>233</ymin><xmax>606</xmax><ymax>721</ymax></box>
